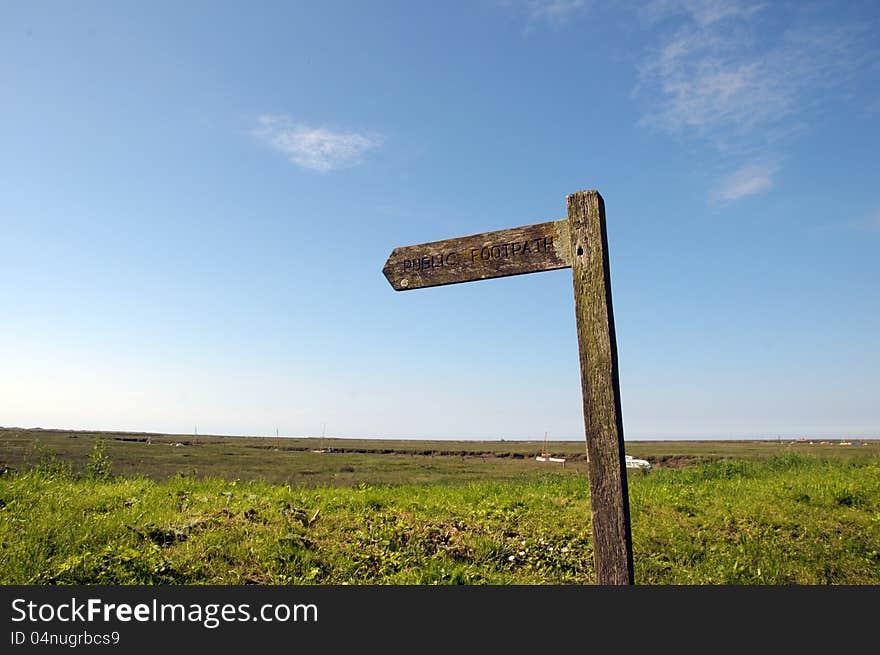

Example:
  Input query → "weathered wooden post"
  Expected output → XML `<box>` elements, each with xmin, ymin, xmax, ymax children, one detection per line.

<box><xmin>382</xmin><ymin>189</ymin><xmax>634</xmax><ymax>584</ymax></box>
<box><xmin>567</xmin><ymin>191</ymin><xmax>633</xmax><ymax>584</ymax></box>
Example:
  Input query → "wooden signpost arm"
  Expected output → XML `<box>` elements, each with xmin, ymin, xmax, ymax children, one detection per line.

<box><xmin>567</xmin><ymin>190</ymin><xmax>634</xmax><ymax>585</ymax></box>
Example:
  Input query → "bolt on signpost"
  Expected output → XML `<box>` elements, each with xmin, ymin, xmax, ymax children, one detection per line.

<box><xmin>382</xmin><ymin>190</ymin><xmax>634</xmax><ymax>585</ymax></box>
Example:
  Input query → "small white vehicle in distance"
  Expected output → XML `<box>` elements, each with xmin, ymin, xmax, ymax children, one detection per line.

<box><xmin>625</xmin><ymin>455</ymin><xmax>652</xmax><ymax>470</ymax></box>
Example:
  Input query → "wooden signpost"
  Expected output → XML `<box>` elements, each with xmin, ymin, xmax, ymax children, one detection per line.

<box><xmin>382</xmin><ymin>190</ymin><xmax>634</xmax><ymax>585</ymax></box>
<box><xmin>382</xmin><ymin>219</ymin><xmax>571</xmax><ymax>290</ymax></box>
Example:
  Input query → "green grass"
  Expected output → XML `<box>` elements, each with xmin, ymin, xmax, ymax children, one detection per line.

<box><xmin>2</xmin><ymin>453</ymin><xmax>878</xmax><ymax>585</ymax></box>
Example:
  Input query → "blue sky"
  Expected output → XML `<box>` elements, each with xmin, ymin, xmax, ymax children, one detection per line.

<box><xmin>2</xmin><ymin>1</ymin><xmax>878</xmax><ymax>440</ymax></box>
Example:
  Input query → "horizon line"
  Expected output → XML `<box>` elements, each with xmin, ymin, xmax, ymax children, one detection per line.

<box><xmin>2</xmin><ymin>426</ymin><xmax>878</xmax><ymax>443</ymax></box>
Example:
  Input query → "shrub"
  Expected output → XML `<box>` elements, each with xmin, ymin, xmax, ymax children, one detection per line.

<box><xmin>25</xmin><ymin>441</ymin><xmax>72</xmax><ymax>476</ymax></box>
<box><xmin>86</xmin><ymin>439</ymin><xmax>113</xmax><ymax>480</ymax></box>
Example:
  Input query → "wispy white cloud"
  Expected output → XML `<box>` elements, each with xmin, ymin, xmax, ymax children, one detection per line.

<box><xmin>657</xmin><ymin>7</ymin><xmax>870</xmax><ymax>137</ymax></box>
<box><xmin>640</xmin><ymin>0</ymin><xmax>765</xmax><ymax>28</ymax></box>
<box><xmin>711</xmin><ymin>162</ymin><xmax>777</xmax><ymax>204</ymax></box>
<box><xmin>635</xmin><ymin>1</ymin><xmax>873</xmax><ymax>202</ymax></box>
<box><xmin>253</xmin><ymin>115</ymin><xmax>382</xmax><ymax>172</ymax></box>
<box><xmin>526</xmin><ymin>0</ymin><xmax>586</xmax><ymax>24</ymax></box>
<box><xmin>638</xmin><ymin>32</ymin><xmax>792</xmax><ymax>140</ymax></box>
<box><xmin>496</xmin><ymin>0</ymin><xmax>587</xmax><ymax>28</ymax></box>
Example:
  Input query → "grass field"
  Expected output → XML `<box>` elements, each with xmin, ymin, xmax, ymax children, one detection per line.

<box><xmin>2</xmin><ymin>427</ymin><xmax>878</xmax><ymax>486</ymax></box>
<box><xmin>1</xmin><ymin>428</ymin><xmax>878</xmax><ymax>585</ymax></box>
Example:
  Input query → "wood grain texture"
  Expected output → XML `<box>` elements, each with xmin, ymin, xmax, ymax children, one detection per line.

<box><xmin>567</xmin><ymin>190</ymin><xmax>634</xmax><ymax>585</ymax></box>
<box><xmin>383</xmin><ymin>220</ymin><xmax>571</xmax><ymax>291</ymax></box>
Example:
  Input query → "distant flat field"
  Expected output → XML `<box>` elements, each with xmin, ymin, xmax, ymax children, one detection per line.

<box><xmin>2</xmin><ymin>427</ymin><xmax>877</xmax><ymax>486</ymax></box>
